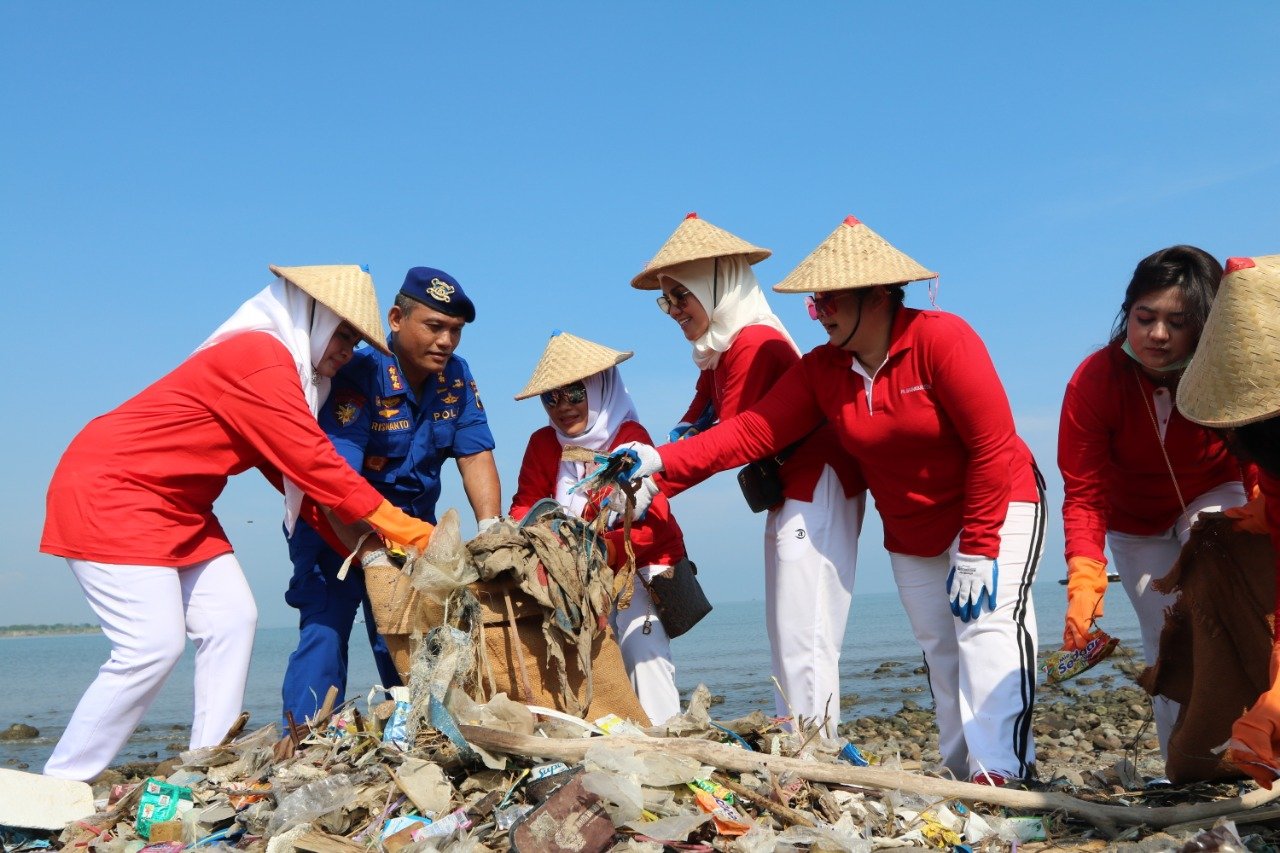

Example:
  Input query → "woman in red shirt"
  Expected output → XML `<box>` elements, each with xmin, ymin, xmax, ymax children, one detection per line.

<box><xmin>41</xmin><ymin>265</ymin><xmax>436</xmax><ymax>781</ymax></box>
<box><xmin>510</xmin><ymin>331</ymin><xmax>688</xmax><ymax>724</ymax></box>
<box><xmin>616</xmin><ymin>216</ymin><xmax>1043</xmax><ymax>784</ymax></box>
<box><xmin>1178</xmin><ymin>254</ymin><xmax>1280</xmax><ymax>788</ymax></box>
<box><xmin>1058</xmin><ymin>245</ymin><xmax>1249</xmax><ymax>762</ymax></box>
<box><xmin>631</xmin><ymin>213</ymin><xmax>865</xmax><ymax>737</ymax></box>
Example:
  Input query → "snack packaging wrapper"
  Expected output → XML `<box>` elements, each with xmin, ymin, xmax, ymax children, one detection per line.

<box><xmin>1040</xmin><ymin>629</ymin><xmax>1118</xmax><ymax>684</ymax></box>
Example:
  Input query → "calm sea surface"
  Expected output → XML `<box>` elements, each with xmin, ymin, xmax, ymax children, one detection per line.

<box><xmin>0</xmin><ymin>580</ymin><xmax>1141</xmax><ymax>771</ymax></box>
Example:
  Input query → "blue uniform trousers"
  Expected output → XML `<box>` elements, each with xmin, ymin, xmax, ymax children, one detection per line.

<box><xmin>282</xmin><ymin>523</ymin><xmax>401</xmax><ymax>726</ymax></box>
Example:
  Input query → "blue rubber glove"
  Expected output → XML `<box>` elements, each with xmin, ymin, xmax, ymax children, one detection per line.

<box><xmin>946</xmin><ymin>553</ymin><xmax>999</xmax><ymax>622</ymax></box>
<box><xmin>668</xmin><ymin>422</ymin><xmax>697</xmax><ymax>443</ymax></box>
<box><xmin>611</xmin><ymin>442</ymin><xmax>664</xmax><ymax>482</ymax></box>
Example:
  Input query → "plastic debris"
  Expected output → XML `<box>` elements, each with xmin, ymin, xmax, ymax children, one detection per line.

<box><xmin>1040</xmin><ymin>628</ymin><xmax>1119</xmax><ymax>683</ymax></box>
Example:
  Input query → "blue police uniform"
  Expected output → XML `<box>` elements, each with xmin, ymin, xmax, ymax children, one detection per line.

<box><xmin>281</xmin><ymin>340</ymin><xmax>495</xmax><ymax>724</ymax></box>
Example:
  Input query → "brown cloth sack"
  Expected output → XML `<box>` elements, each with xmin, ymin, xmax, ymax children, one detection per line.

<box><xmin>364</xmin><ymin>562</ymin><xmax>424</xmax><ymax>681</ymax></box>
<box><xmin>425</xmin><ymin>577</ymin><xmax>650</xmax><ymax>726</ymax></box>
<box><xmin>1139</xmin><ymin>515</ymin><xmax>1276</xmax><ymax>783</ymax></box>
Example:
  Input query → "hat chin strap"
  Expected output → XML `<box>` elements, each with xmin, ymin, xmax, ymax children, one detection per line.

<box><xmin>836</xmin><ymin>291</ymin><xmax>867</xmax><ymax>350</ymax></box>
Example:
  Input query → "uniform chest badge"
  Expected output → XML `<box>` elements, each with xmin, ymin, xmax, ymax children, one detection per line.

<box><xmin>452</xmin><ymin>378</ymin><xmax>464</xmax><ymax>388</ymax></box>
<box><xmin>387</xmin><ymin>365</ymin><xmax>404</xmax><ymax>391</ymax></box>
<box><xmin>440</xmin><ymin>392</ymin><xmax>459</xmax><ymax>405</ymax></box>
<box><xmin>378</xmin><ymin>406</ymin><xmax>402</xmax><ymax>418</ymax></box>
<box><xmin>334</xmin><ymin>401</ymin><xmax>359</xmax><ymax>427</ymax></box>
<box><xmin>364</xmin><ymin>456</ymin><xmax>388</xmax><ymax>472</ymax></box>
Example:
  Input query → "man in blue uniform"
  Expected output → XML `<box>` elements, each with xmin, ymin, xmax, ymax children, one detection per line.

<box><xmin>281</xmin><ymin>267</ymin><xmax>502</xmax><ymax>724</ymax></box>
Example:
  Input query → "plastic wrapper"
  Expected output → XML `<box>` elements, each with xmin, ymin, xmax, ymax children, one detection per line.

<box><xmin>266</xmin><ymin>774</ymin><xmax>357</xmax><ymax>834</ymax></box>
<box><xmin>1040</xmin><ymin>628</ymin><xmax>1119</xmax><ymax>683</ymax></box>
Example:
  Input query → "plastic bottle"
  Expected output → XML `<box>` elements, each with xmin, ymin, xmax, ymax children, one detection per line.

<box><xmin>266</xmin><ymin>773</ymin><xmax>357</xmax><ymax>833</ymax></box>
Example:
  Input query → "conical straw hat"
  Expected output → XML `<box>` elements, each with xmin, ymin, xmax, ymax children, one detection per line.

<box><xmin>1177</xmin><ymin>254</ymin><xmax>1280</xmax><ymax>427</ymax></box>
<box><xmin>772</xmin><ymin>215</ymin><xmax>937</xmax><ymax>293</ymax></box>
<box><xmin>630</xmin><ymin>212</ymin><xmax>771</xmax><ymax>290</ymax></box>
<box><xmin>269</xmin><ymin>264</ymin><xmax>391</xmax><ymax>355</ymax></box>
<box><xmin>515</xmin><ymin>330</ymin><xmax>633</xmax><ymax>400</ymax></box>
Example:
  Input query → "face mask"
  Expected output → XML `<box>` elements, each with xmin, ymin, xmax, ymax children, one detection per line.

<box><xmin>1122</xmin><ymin>339</ymin><xmax>1190</xmax><ymax>372</ymax></box>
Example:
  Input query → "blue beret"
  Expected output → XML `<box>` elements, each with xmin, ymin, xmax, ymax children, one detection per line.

<box><xmin>399</xmin><ymin>266</ymin><xmax>476</xmax><ymax>323</ymax></box>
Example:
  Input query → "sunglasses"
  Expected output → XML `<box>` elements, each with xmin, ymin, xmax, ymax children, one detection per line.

<box><xmin>805</xmin><ymin>292</ymin><xmax>851</xmax><ymax>320</ymax></box>
<box><xmin>656</xmin><ymin>287</ymin><xmax>695</xmax><ymax>315</ymax></box>
<box><xmin>540</xmin><ymin>382</ymin><xmax>588</xmax><ymax>408</ymax></box>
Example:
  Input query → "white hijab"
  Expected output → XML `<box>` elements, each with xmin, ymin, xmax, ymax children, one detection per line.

<box><xmin>196</xmin><ymin>277</ymin><xmax>344</xmax><ymax>534</ymax></box>
<box><xmin>662</xmin><ymin>255</ymin><xmax>800</xmax><ymax>370</ymax></box>
<box><xmin>550</xmin><ymin>366</ymin><xmax>639</xmax><ymax>515</ymax></box>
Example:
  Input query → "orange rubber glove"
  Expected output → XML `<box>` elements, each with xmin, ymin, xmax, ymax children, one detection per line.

<box><xmin>1063</xmin><ymin>555</ymin><xmax>1108</xmax><ymax>651</ymax></box>
<box><xmin>1229</xmin><ymin>688</ymin><xmax>1280</xmax><ymax>788</ymax></box>
<box><xmin>363</xmin><ymin>500</ymin><xmax>434</xmax><ymax>552</ymax></box>
<box><xmin>1224</xmin><ymin>492</ymin><xmax>1268</xmax><ymax>535</ymax></box>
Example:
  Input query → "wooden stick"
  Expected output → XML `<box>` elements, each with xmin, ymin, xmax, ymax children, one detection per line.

<box><xmin>502</xmin><ymin>589</ymin><xmax>536</xmax><ymax>703</ymax></box>
<box><xmin>457</xmin><ymin>725</ymin><xmax>1280</xmax><ymax>838</ymax></box>
<box><xmin>712</xmin><ymin>772</ymin><xmax>815</xmax><ymax>828</ymax></box>
<box><xmin>218</xmin><ymin>711</ymin><xmax>250</xmax><ymax>746</ymax></box>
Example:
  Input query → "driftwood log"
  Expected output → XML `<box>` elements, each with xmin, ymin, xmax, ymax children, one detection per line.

<box><xmin>460</xmin><ymin>725</ymin><xmax>1280</xmax><ymax>838</ymax></box>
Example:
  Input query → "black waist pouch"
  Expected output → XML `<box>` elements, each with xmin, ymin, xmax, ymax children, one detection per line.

<box><xmin>644</xmin><ymin>557</ymin><xmax>712</xmax><ymax>639</ymax></box>
<box><xmin>737</xmin><ymin>458</ymin><xmax>785</xmax><ymax>513</ymax></box>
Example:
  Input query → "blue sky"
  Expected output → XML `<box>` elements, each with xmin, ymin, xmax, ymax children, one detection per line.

<box><xmin>2</xmin><ymin>3</ymin><xmax>1277</xmax><ymax>628</ymax></box>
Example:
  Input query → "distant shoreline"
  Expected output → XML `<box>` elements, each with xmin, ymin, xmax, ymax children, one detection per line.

<box><xmin>0</xmin><ymin>625</ymin><xmax>100</xmax><ymax>639</ymax></box>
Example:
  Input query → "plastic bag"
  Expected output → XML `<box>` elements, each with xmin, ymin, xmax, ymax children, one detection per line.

<box><xmin>266</xmin><ymin>774</ymin><xmax>357</xmax><ymax>834</ymax></box>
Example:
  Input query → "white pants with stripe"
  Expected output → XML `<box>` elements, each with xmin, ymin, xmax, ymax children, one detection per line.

<box><xmin>765</xmin><ymin>465</ymin><xmax>865</xmax><ymax>737</ymax></box>
<box><xmin>1107</xmin><ymin>479</ymin><xmax>1247</xmax><ymax>758</ymax></box>
<box><xmin>44</xmin><ymin>554</ymin><xmax>258</xmax><ymax>781</ymax></box>
<box><xmin>890</xmin><ymin>500</ymin><xmax>1045</xmax><ymax>781</ymax></box>
<box><xmin>611</xmin><ymin>564</ymin><xmax>681</xmax><ymax>725</ymax></box>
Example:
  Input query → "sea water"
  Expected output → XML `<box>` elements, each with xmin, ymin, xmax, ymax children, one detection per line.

<box><xmin>0</xmin><ymin>579</ymin><xmax>1141</xmax><ymax>771</ymax></box>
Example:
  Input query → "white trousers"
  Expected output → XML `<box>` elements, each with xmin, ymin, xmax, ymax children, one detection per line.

<box><xmin>891</xmin><ymin>501</ymin><xmax>1045</xmax><ymax>781</ymax></box>
<box><xmin>1107</xmin><ymin>479</ymin><xmax>1247</xmax><ymax>758</ymax></box>
<box><xmin>611</xmin><ymin>564</ymin><xmax>681</xmax><ymax>726</ymax></box>
<box><xmin>764</xmin><ymin>465</ymin><xmax>865</xmax><ymax>737</ymax></box>
<box><xmin>44</xmin><ymin>554</ymin><xmax>258</xmax><ymax>781</ymax></box>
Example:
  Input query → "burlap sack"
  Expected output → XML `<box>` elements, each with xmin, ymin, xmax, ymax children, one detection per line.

<box><xmin>1139</xmin><ymin>515</ymin><xmax>1276</xmax><ymax>784</ymax></box>
<box><xmin>426</xmin><ymin>577</ymin><xmax>649</xmax><ymax>725</ymax></box>
<box><xmin>364</xmin><ymin>562</ymin><xmax>422</xmax><ymax>681</ymax></box>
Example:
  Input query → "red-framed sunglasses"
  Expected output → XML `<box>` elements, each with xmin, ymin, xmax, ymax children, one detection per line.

<box><xmin>805</xmin><ymin>292</ymin><xmax>851</xmax><ymax>320</ymax></box>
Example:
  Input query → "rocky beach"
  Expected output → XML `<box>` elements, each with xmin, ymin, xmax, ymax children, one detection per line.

<box><xmin>10</xmin><ymin>640</ymin><xmax>1280</xmax><ymax>851</ymax></box>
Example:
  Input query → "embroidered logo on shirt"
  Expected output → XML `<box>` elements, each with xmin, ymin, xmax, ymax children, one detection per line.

<box><xmin>377</xmin><ymin>406</ymin><xmax>401</xmax><ymax>418</ymax></box>
<box><xmin>387</xmin><ymin>365</ymin><xmax>404</xmax><ymax>391</ymax></box>
<box><xmin>900</xmin><ymin>384</ymin><xmax>932</xmax><ymax>395</ymax></box>
<box><xmin>364</xmin><ymin>456</ymin><xmax>388</xmax><ymax>472</ymax></box>
<box><xmin>335</xmin><ymin>401</ymin><xmax>359</xmax><ymax>427</ymax></box>
<box><xmin>470</xmin><ymin>379</ymin><xmax>484</xmax><ymax>410</ymax></box>
<box><xmin>426</xmin><ymin>278</ymin><xmax>454</xmax><ymax>302</ymax></box>
<box><xmin>377</xmin><ymin>395</ymin><xmax>404</xmax><ymax>408</ymax></box>
<box><xmin>434</xmin><ymin>409</ymin><xmax>460</xmax><ymax>421</ymax></box>
<box><xmin>441</xmin><ymin>392</ymin><xmax>459</xmax><ymax>405</ymax></box>
<box><xmin>452</xmin><ymin>378</ymin><xmax>464</xmax><ymax>388</ymax></box>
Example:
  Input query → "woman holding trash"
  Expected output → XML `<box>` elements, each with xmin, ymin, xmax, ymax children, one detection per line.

<box><xmin>509</xmin><ymin>330</ymin><xmax>689</xmax><ymax>725</ymax></box>
<box><xmin>1177</xmin><ymin>254</ymin><xmax>1280</xmax><ymax>788</ymax></box>
<box><xmin>614</xmin><ymin>215</ymin><xmax>1044</xmax><ymax>785</ymax></box>
<box><xmin>631</xmin><ymin>213</ymin><xmax>865</xmax><ymax>737</ymax></box>
<box><xmin>1058</xmin><ymin>245</ymin><xmax>1251</xmax><ymax>762</ymax></box>
<box><xmin>40</xmin><ymin>264</ymin><xmax>437</xmax><ymax>781</ymax></box>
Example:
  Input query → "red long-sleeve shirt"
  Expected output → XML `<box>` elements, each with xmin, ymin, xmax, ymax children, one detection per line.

<box><xmin>1058</xmin><ymin>342</ymin><xmax>1253</xmax><ymax>563</ymax></box>
<box><xmin>672</xmin><ymin>324</ymin><xmax>864</xmax><ymax>501</ymax></box>
<box><xmin>510</xmin><ymin>421</ymin><xmax>687</xmax><ymax>569</ymax></box>
<box><xmin>661</xmin><ymin>309</ymin><xmax>1039</xmax><ymax>558</ymax></box>
<box><xmin>42</xmin><ymin>331</ymin><xmax>385</xmax><ymax>566</ymax></box>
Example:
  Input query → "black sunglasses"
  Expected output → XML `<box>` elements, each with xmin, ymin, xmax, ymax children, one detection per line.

<box><xmin>656</xmin><ymin>288</ymin><xmax>695</xmax><ymax>315</ymax></box>
<box><xmin>540</xmin><ymin>382</ymin><xmax>588</xmax><ymax>408</ymax></box>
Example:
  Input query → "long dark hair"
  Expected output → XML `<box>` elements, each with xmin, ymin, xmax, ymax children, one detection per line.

<box><xmin>1231</xmin><ymin>417</ymin><xmax>1280</xmax><ymax>478</ymax></box>
<box><xmin>1109</xmin><ymin>245</ymin><xmax>1223</xmax><ymax>345</ymax></box>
